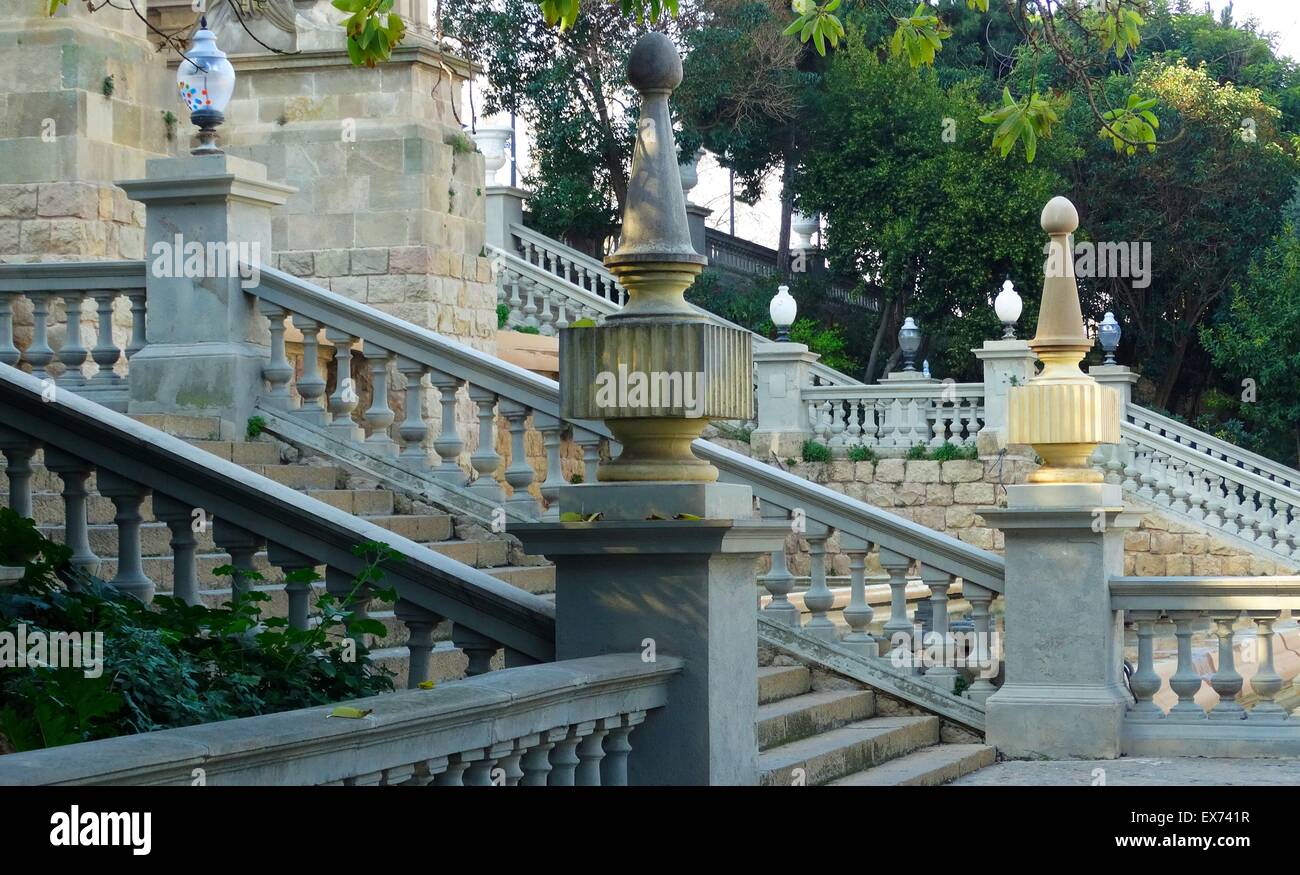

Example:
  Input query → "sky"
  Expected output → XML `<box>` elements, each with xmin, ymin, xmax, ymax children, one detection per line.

<box><xmin>475</xmin><ymin>0</ymin><xmax>1300</xmax><ymax>249</ymax></box>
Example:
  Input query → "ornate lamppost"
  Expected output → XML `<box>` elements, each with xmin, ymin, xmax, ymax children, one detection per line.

<box><xmin>175</xmin><ymin>18</ymin><xmax>236</xmax><ymax>156</ymax></box>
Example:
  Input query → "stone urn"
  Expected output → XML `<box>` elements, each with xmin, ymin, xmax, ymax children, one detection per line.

<box><xmin>792</xmin><ymin>211</ymin><xmax>819</xmax><ymax>250</ymax></box>
<box><xmin>679</xmin><ymin>147</ymin><xmax>704</xmax><ymax>198</ymax></box>
<box><xmin>472</xmin><ymin>122</ymin><xmax>513</xmax><ymax>185</ymax></box>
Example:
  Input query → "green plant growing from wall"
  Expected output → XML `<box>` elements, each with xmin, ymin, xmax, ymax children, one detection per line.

<box><xmin>801</xmin><ymin>440</ymin><xmax>831</xmax><ymax>463</ymax></box>
<box><xmin>245</xmin><ymin>415</ymin><xmax>267</xmax><ymax>441</ymax></box>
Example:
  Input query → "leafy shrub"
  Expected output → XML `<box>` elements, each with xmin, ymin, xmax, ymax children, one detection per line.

<box><xmin>905</xmin><ymin>443</ymin><xmax>929</xmax><ymax>460</ymax></box>
<box><xmin>513</xmin><ymin>325</ymin><xmax>541</xmax><ymax>335</ymax></box>
<box><xmin>0</xmin><ymin>509</ymin><xmax>395</xmax><ymax>752</ymax></box>
<box><xmin>497</xmin><ymin>303</ymin><xmax>511</xmax><ymax>329</ymax></box>
<box><xmin>801</xmin><ymin>440</ymin><xmax>831</xmax><ymax>463</ymax></box>
<box><xmin>847</xmin><ymin>445</ymin><xmax>878</xmax><ymax>463</ymax></box>
<box><xmin>930</xmin><ymin>441</ymin><xmax>978</xmax><ymax>462</ymax></box>
<box><xmin>245</xmin><ymin>415</ymin><xmax>267</xmax><ymax>441</ymax></box>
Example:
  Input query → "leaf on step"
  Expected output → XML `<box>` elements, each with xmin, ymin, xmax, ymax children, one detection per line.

<box><xmin>560</xmin><ymin>511</ymin><xmax>603</xmax><ymax>522</ymax></box>
<box><xmin>646</xmin><ymin>512</ymin><xmax>668</xmax><ymax>520</ymax></box>
<box><xmin>417</xmin><ymin>681</ymin><xmax>436</xmax><ymax>690</ymax></box>
<box><xmin>329</xmin><ymin>706</ymin><xmax>373</xmax><ymax>719</ymax></box>
<box><xmin>673</xmin><ymin>513</ymin><xmax>702</xmax><ymax>521</ymax></box>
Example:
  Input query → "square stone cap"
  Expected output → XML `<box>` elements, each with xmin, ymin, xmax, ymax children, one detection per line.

<box><xmin>117</xmin><ymin>154</ymin><xmax>297</xmax><ymax>207</ymax></box>
<box><xmin>978</xmin><ymin>505</ymin><xmax>1142</xmax><ymax>532</ymax></box>
<box><xmin>512</xmin><ymin>518</ymin><xmax>789</xmax><ymax>558</ymax></box>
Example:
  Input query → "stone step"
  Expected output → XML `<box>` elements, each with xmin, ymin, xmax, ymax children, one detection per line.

<box><xmin>756</xmin><ymin>689</ymin><xmax>875</xmax><ymax>751</ymax></box>
<box><xmin>484</xmin><ymin>564</ymin><xmax>555</xmax><ymax>594</ymax></box>
<box><xmin>186</xmin><ymin>440</ymin><xmax>281</xmax><ymax>465</ymax></box>
<box><xmin>758</xmin><ymin>665</ymin><xmax>812</xmax><ymax>705</ymax></box>
<box><xmin>759</xmin><ymin>716</ymin><xmax>940</xmax><ymax>786</ymax></box>
<box><xmin>244</xmin><ymin>464</ymin><xmax>343</xmax><ymax>490</ymax></box>
<box><xmin>426</xmin><ymin>539</ymin><xmax>509</xmax><ymax>569</ymax></box>
<box><xmin>303</xmin><ymin>489</ymin><xmax>394</xmax><ymax>515</ymax></box>
<box><xmin>365</xmin><ymin>513</ymin><xmax>453</xmax><ymax>543</ymax></box>
<box><xmin>829</xmin><ymin>743</ymin><xmax>995</xmax><ymax>786</ymax></box>
<box><xmin>129</xmin><ymin>414</ymin><xmax>223</xmax><ymax>440</ymax></box>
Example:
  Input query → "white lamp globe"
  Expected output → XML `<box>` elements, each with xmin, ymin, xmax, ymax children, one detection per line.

<box><xmin>770</xmin><ymin>285</ymin><xmax>797</xmax><ymax>341</ymax></box>
<box><xmin>176</xmin><ymin>18</ymin><xmax>235</xmax><ymax>154</ymax></box>
<box><xmin>993</xmin><ymin>276</ymin><xmax>1023</xmax><ymax>338</ymax></box>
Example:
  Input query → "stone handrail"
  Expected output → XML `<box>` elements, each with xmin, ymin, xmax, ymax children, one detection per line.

<box><xmin>0</xmin><ymin>653</ymin><xmax>680</xmax><ymax>786</ymax></box>
<box><xmin>0</xmin><ymin>362</ymin><xmax>557</xmax><ymax>665</ymax></box>
<box><xmin>1108</xmin><ymin>421</ymin><xmax>1300</xmax><ymax>563</ymax></box>
<box><xmin>704</xmin><ymin>227</ymin><xmax>778</xmax><ymax>277</ymax></box>
<box><xmin>1127</xmin><ymin>404</ymin><xmax>1300</xmax><ymax>490</ymax></box>
<box><xmin>490</xmin><ymin>243</ymin><xmax>620</xmax><ymax>335</ymax></box>
<box><xmin>0</xmin><ymin>260</ymin><xmax>149</xmax><ymax>413</ymax></box>
<box><xmin>802</xmin><ymin>381</ymin><xmax>986</xmax><ymax>451</ymax></box>
<box><xmin>1109</xmin><ymin>575</ymin><xmax>1300</xmax><ymax>754</ymax></box>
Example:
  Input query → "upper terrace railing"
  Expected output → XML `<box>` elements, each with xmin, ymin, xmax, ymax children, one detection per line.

<box><xmin>0</xmin><ymin>653</ymin><xmax>678</xmax><ymax>786</ymax></box>
<box><xmin>0</xmin><ymin>362</ymin><xmax>557</xmax><ymax>672</ymax></box>
<box><xmin>803</xmin><ymin>382</ymin><xmax>986</xmax><ymax>451</ymax></box>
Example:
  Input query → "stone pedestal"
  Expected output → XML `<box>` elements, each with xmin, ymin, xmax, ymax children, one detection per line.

<box><xmin>516</xmin><ymin>481</ymin><xmax>784</xmax><ymax>785</ymax></box>
<box><xmin>980</xmin><ymin>483</ymin><xmax>1141</xmax><ymax>759</ymax></box>
<box><xmin>1089</xmin><ymin>364</ymin><xmax>1139</xmax><ymax>411</ymax></box>
<box><xmin>752</xmin><ymin>341</ymin><xmax>819</xmax><ymax>460</ymax></box>
<box><xmin>685</xmin><ymin>203</ymin><xmax>711</xmax><ymax>259</ymax></box>
<box><xmin>974</xmin><ymin>339</ymin><xmax>1038</xmax><ymax>451</ymax></box>
<box><xmin>881</xmin><ymin>370</ymin><xmax>936</xmax><ymax>384</ymax></box>
<box><xmin>117</xmin><ymin>153</ymin><xmax>294</xmax><ymax>439</ymax></box>
<box><xmin>485</xmin><ymin>185</ymin><xmax>530</xmax><ymax>251</ymax></box>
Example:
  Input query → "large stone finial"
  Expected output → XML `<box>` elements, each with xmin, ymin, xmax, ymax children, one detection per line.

<box><xmin>605</xmin><ymin>31</ymin><xmax>706</xmax><ymax>303</ymax></box>
<box><xmin>1008</xmin><ymin>195</ymin><xmax>1119</xmax><ymax>483</ymax></box>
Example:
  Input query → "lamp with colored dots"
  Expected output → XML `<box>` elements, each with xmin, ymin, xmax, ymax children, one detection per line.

<box><xmin>175</xmin><ymin>17</ymin><xmax>235</xmax><ymax>156</ymax></box>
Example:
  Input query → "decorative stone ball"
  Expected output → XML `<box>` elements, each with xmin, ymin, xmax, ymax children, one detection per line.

<box><xmin>627</xmin><ymin>32</ymin><xmax>683</xmax><ymax>94</ymax></box>
<box><xmin>1040</xmin><ymin>195</ymin><xmax>1079</xmax><ymax>235</ymax></box>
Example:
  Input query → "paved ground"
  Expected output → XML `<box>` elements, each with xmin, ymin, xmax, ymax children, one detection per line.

<box><xmin>949</xmin><ymin>757</ymin><xmax>1300</xmax><ymax>786</ymax></box>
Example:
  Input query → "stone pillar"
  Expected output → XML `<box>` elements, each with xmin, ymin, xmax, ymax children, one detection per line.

<box><xmin>751</xmin><ymin>342</ymin><xmax>819</xmax><ymax>460</ymax></box>
<box><xmin>685</xmin><ymin>203</ymin><xmax>711</xmax><ymax>259</ymax></box>
<box><xmin>981</xmin><ymin>484</ymin><xmax>1140</xmax><ymax>758</ymax></box>
<box><xmin>973</xmin><ymin>339</ymin><xmax>1038</xmax><ymax>452</ymax></box>
<box><xmin>516</xmin><ymin>33</ymin><xmax>786</xmax><ymax>785</ymax></box>
<box><xmin>1089</xmin><ymin>364</ymin><xmax>1139</xmax><ymax>411</ymax></box>
<box><xmin>981</xmin><ymin>196</ymin><xmax>1134</xmax><ymax>759</ymax></box>
<box><xmin>485</xmin><ymin>185</ymin><xmax>530</xmax><ymax>251</ymax></box>
<box><xmin>117</xmin><ymin>154</ymin><xmax>294</xmax><ymax>438</ymax></box>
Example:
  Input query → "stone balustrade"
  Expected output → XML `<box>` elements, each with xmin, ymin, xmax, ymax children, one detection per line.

<box><xmin>509</xmin><ymin>222</ymin><xmax>628</xmax><ymax>308</ymax></box>
<box><xmin>0</xmin><ymin>653</ymin><xmax>679</xmax><ymax>786</ymax></box>
<box><xmin>489</xmin><ymin>243</ymin><xmax>616</xmax><ymax>335</ymax></box>
<box><xmin>1111</xmin><ymin>575</ymin><xmax>1300</xmax><ymax>756</ymax></box>
<box><xmin>803</xmin><ymin>382</ymin><xmax>986</xmax><ymax>452</ymax></box>
<box><xmin>0</xmin><ymin>363</ymin><xmax>556</xmax><ymax>677</ymax></box>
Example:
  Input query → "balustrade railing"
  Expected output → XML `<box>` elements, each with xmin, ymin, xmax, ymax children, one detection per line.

<box><xmin>0</xmin><ymin>653</ymin><xmax>678</xmax><ymax>786</ymax></box>
<box><xmin>509</xmin><ymin>223</ymin><xmax>628</xmax><ymax>307</ymax></box>
<box><xmin>490</xmin><ymin>244</ymin><xmax>618</xmax><ymax>335</ymax></box>
<box><xmin>1111</xmin><ymin>575</ymin><xmax>1300</xmax><ymax>755</ymax></box>
<box><xmin>0</xmin><ymin>364</ymin><xmax>556</xmax><ymax>676</ymax></box>
<box><xmin>0</xmin><ymin>261</ymin><xmax>147</xmax><ymax>411</ymax></box>
<box><xmin>803</xmin><ymin>383</ymin><xmax>986</xmax><ymax>451</ymax></box>
<box><xmin>1128</xmin><ymin>405</ymin><xmax>1300</xmax><ymax>490</ymax></box>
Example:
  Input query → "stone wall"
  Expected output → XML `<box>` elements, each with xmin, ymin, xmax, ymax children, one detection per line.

<box><xmin>715</xmin><ymin>438</ymin><xmax>1298</xmax><ymax>579</ymax></box>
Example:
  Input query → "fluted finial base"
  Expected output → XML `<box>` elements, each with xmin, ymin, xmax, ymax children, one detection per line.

<box><xmin>1009</xmin><ymin>350</ymin><xmax>1120</xmax><ymax>485</ymax></box>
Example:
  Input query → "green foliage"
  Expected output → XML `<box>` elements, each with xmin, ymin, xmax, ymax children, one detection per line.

<box><xmin>784</xmin><ymin>0</ymin><xmax>845</xmax><ymax>58</ymax></box>
<box><xmin>801</xmin><ymin>440</ymin><xmax>831</xmax><ymax>463</ymax></box>
<box><xmin>497</xmin><ymin>303</ymin><xmax>511</xmax><ymax>329</ymax></box>
<box><xmin>0</xmin><ymin>511</ymin><xmax>395</xmax><ymax>752</ymax></box>
<box><xmin>847</xmin><ymin>445</ymin><xmax>878</xmax><ymax>463</ymax></box>
<box><xmin>978</xmin><ymin>88</ymin><xmax>1066</xmax><ymax>163</ymax></box>
<box><xmin>905</xmin><ymin>443</ymin><xmax>929</xmax><ymax>460</ymax></box>
<box><xmin>1099</xmin><ymin>93</ymin><xmax>1160</xmax><ymax>156</ymax></box>
<box><xmin>331</xmin><ymin>0</ymin><xmax>407</xmax><ymax>68</ymax></box>
<box><xmin>929</xmin><ymin>441</ymin><xmax>978</xmax><ymax>462</ymax></box>
<box><xmin>245</xmin><ymin>415</ymin><xmax>267</xmax><ymax>441</ymax></box>
<box><xmin>448</xmin><ymin>131</ymin><xmax>476</xmax><ymax>155</ymax></box>
<box><xmin>100</xmin><ymin>75</ymin><xmax>114</xmax><ymax>99</ymax></box>
<box><xmin>513</xmin><ymin>324</ymin><xmax>541</xmax><ymax>335</ymax></box>
<box><xmin>569</xmin><ymin>472</ymin><xmax>584</xmax><ymax>484</ymax></box>
<box><xmin>536</xmin><ymin>0</ymin><xmax>678</xmax><ymax>31</ymax></box>
<box><xmin>889</xmin><ymin>3</ymin><xmax>950</xmax><ymax>67</ymax></box>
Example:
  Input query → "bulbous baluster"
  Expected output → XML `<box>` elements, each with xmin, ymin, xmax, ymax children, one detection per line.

<box><xmin>1203</xmin><ymin>474</ymin><xmax>1225</xmax><ymax>527</ymax></box>
<box><xmin>258</xmin><ymin>302</ymin><xmax>294</xmax><ymax>410</ymax></box>
<box><xmin>95</xmin><ymin>470</ymin><xmax>154</xmax><ymax>603</ymax></box>
<box><xmin>25</xmin><ymin>293</ymin><xmax>54</xmax><ymax>378</ymax></box>
<box><xmin>395</xmin><ymin>598</ymin><xmax>443</xmax><ymax>689</ymax></box>
<box><xmin>880</xmin><ymin>548</ymin><xmax>914</xmax><ymax>655</ymax></box>
<box><xmin>1167</xmin><ymin>611</ymin><xmax>1207</xmax><ymax>720</ymax></box>
<box><xmin>467</xmin><ymin>385</ymin><xmax>503</xmax><ymax>500</ymax></box>
<box><xmin>964</xmin><ymin>583</ymin><xmax>997</xmax><ymax>704</ymax></box>
<box><xmin>759</xmin><ymin>526</ymin><xmax>799</xmax><ymax>628</ymax></box>
<box><xmin>1247</xmin><ymin>611</ymin><xmax>1288</xmax><ymax>721</ymax></box>
<box><xmin>500</xmin><ymin>401</ymin><xmax>537</xmax><ymax>514</ymax></box>
<box><xmin>396</xmin><ymin>358</ymin><xmax>431</xmax><ymax>471</ymax></box>
<box><xmin>840</xmin><ymin>541</ymin><xmax>877</xmax><ymax>656</ymax></box>
<box><xmin>1127</xmin><ymin>611</ymin><xmax>1163</xmax><ymax>717</ymax></box>
<box><xmin>152</xmin><ymin>493</ymin><xmax>200</xmax><ymax>607</ymax></box>
<box><xmin>548</xmin><ymin>724</ymin><xmax>589</xmax><ymax>786</ymax></box>
<box><xmin>212</xmin><ymin>520</ymin><xmax>265</xmax><ymax>605</ymax></box>
<box><xmin>429</xmin><ymin>371</ymin><xmax>467</xmax><ymax>486</ymax></box>
<box><xmin>326</xmin><ymin>328</ymin><xmax>363</xmax><ymax>441</ymax></box>
<box><xmin>267</xmin><ymin>542</ymin><xmax>318</xmax><ymax>632</ymax></box>
<box><xmin>57</xmin><ymin>293</ymin><xmax>89</xmax><ymax>387</ymax></box>
<box><xmin>533</xmin><ymin>413</ymin><xmax>566</xmax><ymax>520</ymax></box>
<box><xmin>362</xmin><ymin>344</ymin><xmax>396</xmax><ymax>454</ymax></box>
<box><xmin>125</xmin><ymin>291</ymin><xmax>147</xmax><ymax>361</ymax></box>
<box><xmin>0</xmin><ymin>430</ymin><xmax>37</xmax><ymax>519</ymax></box>
<box><xmin>801</xmin><ymin>529</ymin><xmax>836</xmax><ymax>641</ymax></box>
<box><xmin>1207</xmin><ymin>611</ymin><xmax>1245</xmax><ymax>720</ymax></box>
<box><xmin>89</xmin><ymin>292</ymin><xmax>122</xmax><ymax>385</ymax></box>
<box><xmin>920</xmin><ymin>565</ymin><xmax>958</xmax><ymax>691</ymax></box>
<box><xmin>600</xmin><ymin>712</ymin><xmax>644</xmax><ymax>786</ymax></box>
<box><xmin>291</xmin><ymin>315</ymin><xmax>328</xmax><ymax>425</ymax></box>
<box><xmin>0</xmin><ymin>296</ymin><xmax>20</xmax><ymax>366</ymax></box>
<box><xmin>43</xmin><ymin>449</ymin><xmax>98</xmax><ymax>576</ymax></box>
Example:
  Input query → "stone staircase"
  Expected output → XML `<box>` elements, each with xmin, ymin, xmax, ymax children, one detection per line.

<box><xmin>757</xmin><ymin>663</ymin><xmax>994</xmax><ymax>785</ymax></box>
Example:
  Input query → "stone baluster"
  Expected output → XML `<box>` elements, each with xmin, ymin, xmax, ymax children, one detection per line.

<box><xmin>95</xmin><ymin>470</ymin><xmax>154</xmax><ymax>603</ymax></box>
<box><xmin>1202</xmin><ymin>473</ymin><xmax>1225</xmax><ymax>527</ymax></box>
<box><xmin>600</xmin><ymin>711</ymin><xmax>643</xmax><ymax>787</ymax></box>
<box><xmin>1135</xmin><ymin>448</ymin><xmax>1156</xmax><ymax>499</ymax></box>
<box><xmin>125</xmin><ymin>291</ymin><xmax>147</xmax><ymax>361</ymax></box>
<box><xmin>453</xmin><ymin>623</ymin><xmax>498</xmax><ymax>676</ymax></box>
<box><xmin>552</xmin><ymin>293</ymin><xmax>570</xmax><ymax>331</ymax></box>
<box><xmin>89</xmin><ymin>292</ymin><xmax>121</xmax><ymax>385</ymax></box>
<box><xmin>463</xmin><ymin>746</ymin><xmax>505</xmax><ymax>786</ymax></box>
<box><xmin>25</xmin><ymin>293</ymin><xmax>54</xmax><ymax>379</ymax></box>
<box><xmin>0</xmin><ymin>430</ymin><xmax>37</xmax><ymax>519</ymax></box>
<box><xmin>1168</xmin><ymin>459</ymin><xmax>1189</xmax><ymax>513</ymax></box>
<box><xmin>506</xmin><ymin>273</ymin><xmax>524</xmax><ymax>323</ymax></box>
<box><xmin>211</xmin><ymin>520</ymin><xmax>265</xmax><ymax>603</ymax></box>
<box><xmin>467</xmin><ymin>385</ymin><xmax>504</xmax><ymax>500</ymax></box>
<box><xmin>396</xmin><ymin>358</ymin><xmax>431</xmax><ymax>471</ymax></box>
<box><xmin>861</xmin><ymin>399</ymin><xmax>879</xmax><ymax>447</ymax></box>
<box><xmin>500</xmin><ymin>400</ymin><xmax>537</xmax><ymax>515</ymax></box>
<box><xmin>429</xmin><ymin>371</ymin><xmax>467</xmax><ymax>486</ymax></box>
<box><xmin>433</xmin><ymin>751</ymin><xmax>480</xmax><ymax>786</ymax></box>
<box><xmin>0</xmin><ymin>297</ymin><xmax>19</xmax><ymax>366</ymax></box>
<box><xmin>42</xmin><ymin>449</ymin><xmax>98</xmax><ymax>576</ymax></box>
<box><xmin>575</xmin><ymin>430</ymin><xmax>601</xmax><ymax>484</ymax></box>
<box><xmin>499</xmin><ymin>735</ymin><xmax>534</xmax><ymax>786</ymax></box>
<box><xmin>1127</xmin><ymin>611</ymin><xmax>1164</xmax><ymax>717</ymax></box>
<box><xmin>1252</xmin><ymin>490</ymin><xmax>1276</xmax><ymax>549</ymax></box>
<box><xmin>394</xmin><ymin>598</ymin><xmax>443</xmax><ymax>689</ymax></box>
<box><xmin>920</xmin><ymin>564</ymin><xmax>959</xmax><ymax>690</ymax></box>
<box><xmin>57</xmin><ymin>294</ymin><xmax>89</xmax><ymax>387</ymax></box>
<box><xmin>267</xmin><ymin>542</ymin><xmax>318</xmax><ymax>631</ymax></box>
<box><xmin>533</xmin><ymin>413</ymin><xmax>566</xmax><ymax>520</ymax></box>
<box><xmin>362</xmin><ymin>344</ymin><xmax>397</xmax><ymax>454</ymax></box>
<box><xmin>291</xmin><ymin>316</ymin><xmax>328</xmax><ymax>425</ymax></box>
<box><xmin>325</xmin><ymin>328</ymin><xmax>363</xmax><ymax>440</ymax></box>
<box><xmin>152</xmin><ymin>494</ymin><xmax>201</xmax><ymax>606</ymax></box>
<box><xmin>1220</xmin><ymin>483</ymin><xmax>1243</xmax><ymax>535</ymax></box>
<box><xmin>537</xmin><ymin>291</ymin><xmax>556</xmax><ymax>336</ymax></box>
<box><xmin>1247</xmin><ymin>611</ymin><xmax>1287</xmax><ymax>720</ymax></box>
<box><xmin>827</xmin><ymin>400</ymin><xmax>846</xmax><ymax>448</ymax></box>
<box><xmin>801</xmin><ymin>527</ymin><xmax>836</xmax><ymax>641</ymax></box>
<box><xmin>845</xmin><ymin>400</ymin><xmax>863</xmax><ymax>447</ymax></box>
<box><xmin>1183</xmin><ymin>465</ymin><xmax>1208</xmax><ymax>520</ymax></box>
<box><xmin>325</xmin><ymin>565</ymin><xmax>373</xmax><ymax>638</ymax></box>
<box><xmin>519</xmin><ymin>730</ymin><xmax>562</xmax><ymax>786</ymax></box>
<box><xmin>1166</xmin><ymin>611</ymin><xmax>1207</xmax><ymax>720</ymax></box>
<box><xmin>879</xmin><ymin>548</ymin><xmax>914</xmax><ymax>653</ymax></box>
<box><xmin>839</xmin><ymin>537</ymin><xmax>876</xmax><ymax>656</ymax></box>
<box><xmin>1151</xmin><ymin>452</ymin><xmax>1173</xmax><ymax>507</ymax></box>
<box><xmin>1121</xmin><ymin>440</ymin><xmax>1140</xmax><ymax>491</ymax></box>
<box><xmin>758</xmin><ymin>534</ymin><xmax>799</xmax><ymax>627</ymax></box>
<box><xmin>1270</xmin><ymin>499</ymin><xmax>1295</xmax><ymax>556</ymax></box>
<box><xmin>576</xmin><ymin>721</ymin><xmax>610</xmax><ymax>786</ymax></box>
<box><xmin>522</xmin><ymin>278</ymin><xmax>540</xmax><ymax>329</ymax></box>
<box><xmin>964</xmin><ymin>582</ymin><xmax>997</xmax><ymax>704</ymax></box>
<box><xmin>929</xmin><ymin>401</ymin><xmax>948</xmax><ymax>447</ymax></box>
<box><xmin>258</xmin><ymin>302</ymin><xmax>295</xmax><ymax>410</ymax></box>
<box><xmin>1207</xmin><ymin>611</ymin><xmax>1245</xmax><ymax>720</ymax></box>
<box><xmin>548</xmin><ymin>723</ymin><xmax>591</xmax><ymax>786</ymax></box>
